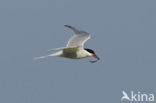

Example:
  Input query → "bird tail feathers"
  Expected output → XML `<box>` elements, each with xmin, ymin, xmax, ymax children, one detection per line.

<box><xmin>34</xmin><ymin>55</ymin><xmax>50</xmax><ymax>60</ymax></box>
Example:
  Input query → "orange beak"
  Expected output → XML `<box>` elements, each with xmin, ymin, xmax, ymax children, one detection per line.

<box><xmin>92</xmin><ymin>54</ymin><xmax>98</xmax><ymax>58</ymax></box>
<box><xmin>90</xmin><ymin>54</ymin><xmax>100</xmax><ymax>63</ymax></box>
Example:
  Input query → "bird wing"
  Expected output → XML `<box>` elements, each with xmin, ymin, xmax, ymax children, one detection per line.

<box><xmin>47</xmin><ymin>46</ymin><xmax>78</xmax><ymax>52</ymax></box>
<box><xmin>64</xmin><ymin>25</ymin><xmax>90</xmax><ymax>48</ymax></box>
<box><xmin>47</xmin><ymin>47</ymin><xmax>68</xmax><ymax>52</ymax></box>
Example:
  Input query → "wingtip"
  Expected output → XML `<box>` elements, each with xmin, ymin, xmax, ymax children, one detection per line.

<box><xmin>64</xmin><ymin>25</ymin><xmax>72</xmax><ymax>28</ymax></box>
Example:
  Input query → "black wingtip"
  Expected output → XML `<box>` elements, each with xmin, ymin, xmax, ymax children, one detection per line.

<box><xmin>64</xmin><ymin>25</ymin><xmax>72</xmax><ymax>28</ymax></box>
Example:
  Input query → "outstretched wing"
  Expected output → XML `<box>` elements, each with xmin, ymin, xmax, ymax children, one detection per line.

<box><xmin>64</xmin><ymin>25</ymin><xmax>90</xmax><ymax>48</ymax></box>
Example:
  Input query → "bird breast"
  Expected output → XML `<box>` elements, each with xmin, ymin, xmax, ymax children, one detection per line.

<box><xmin>76</xmin><ymin>49</ymin><xmax>90</xmax><ymax>59</ymax></box>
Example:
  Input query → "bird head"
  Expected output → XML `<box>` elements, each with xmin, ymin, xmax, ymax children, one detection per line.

<box><xmin>84</xmin><ymin>48</ymin><xmax>100</xmax><ymax>63</ymax></box>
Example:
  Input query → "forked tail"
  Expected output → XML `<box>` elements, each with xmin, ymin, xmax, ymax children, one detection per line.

<box><xmin>34</xmin><ymin>51</ymin><xmax>62</xmax><ymax>60</ymax></box>
<box><xmin>34</xmin><ymin>55</ymin><xmax>50</xmax><ymax>60</ymax></box>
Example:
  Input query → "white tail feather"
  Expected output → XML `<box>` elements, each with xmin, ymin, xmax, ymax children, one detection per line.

<box><xmin>34</xmin><ymin>55</ymin><xmax>50</xmax><ymax>60</ymax></box>
<box><xmin>34</xmin><ymin>51</ymin><xmax>62</xmax><ymax>60</ymax></box>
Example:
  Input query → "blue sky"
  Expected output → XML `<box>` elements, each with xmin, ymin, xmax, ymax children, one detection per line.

<box><xmin>0</xmin><ymin>0</ymin><xmax>156</xmax><ymax>103</ymax></box>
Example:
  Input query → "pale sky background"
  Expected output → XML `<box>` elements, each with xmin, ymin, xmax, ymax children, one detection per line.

<box><xmin>0</xmin><ymin>0</ymin><xmax>156</xmax><ymax>103</ymax></box>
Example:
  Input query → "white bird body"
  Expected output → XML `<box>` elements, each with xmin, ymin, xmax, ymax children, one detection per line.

<box><xmin>36</xmin><ymin>47</ymin><xmax>92</xmax><ymax>59</ymax></box>
<box><xmin>35</xmin><ymin>25</ymin><xmax>99</xmax><ymax>63</ymax></box>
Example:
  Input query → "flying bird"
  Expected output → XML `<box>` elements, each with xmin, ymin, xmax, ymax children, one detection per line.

<box><xmin>35</xmin><ymin>25</ymin><xmax>99</xmax><ymax>63</ymax></box>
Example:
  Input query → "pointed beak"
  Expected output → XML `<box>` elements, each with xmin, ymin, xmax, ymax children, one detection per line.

<box><xmin>90</xmin><ymin>54</ymin><xmax>100</xmax><ymax>63</ymax></box>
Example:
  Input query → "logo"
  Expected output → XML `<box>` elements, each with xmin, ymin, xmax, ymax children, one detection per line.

<box><xmin>121</xmin><ymin>91</ymin><xmax>155</xmax><ymax>102</ymax></box>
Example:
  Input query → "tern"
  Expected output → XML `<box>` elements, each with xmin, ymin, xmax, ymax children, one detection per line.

<box><xmin>35</xmin><ymin>25</ymin><xmax>99</xmax><ymax>63</ymax></box>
